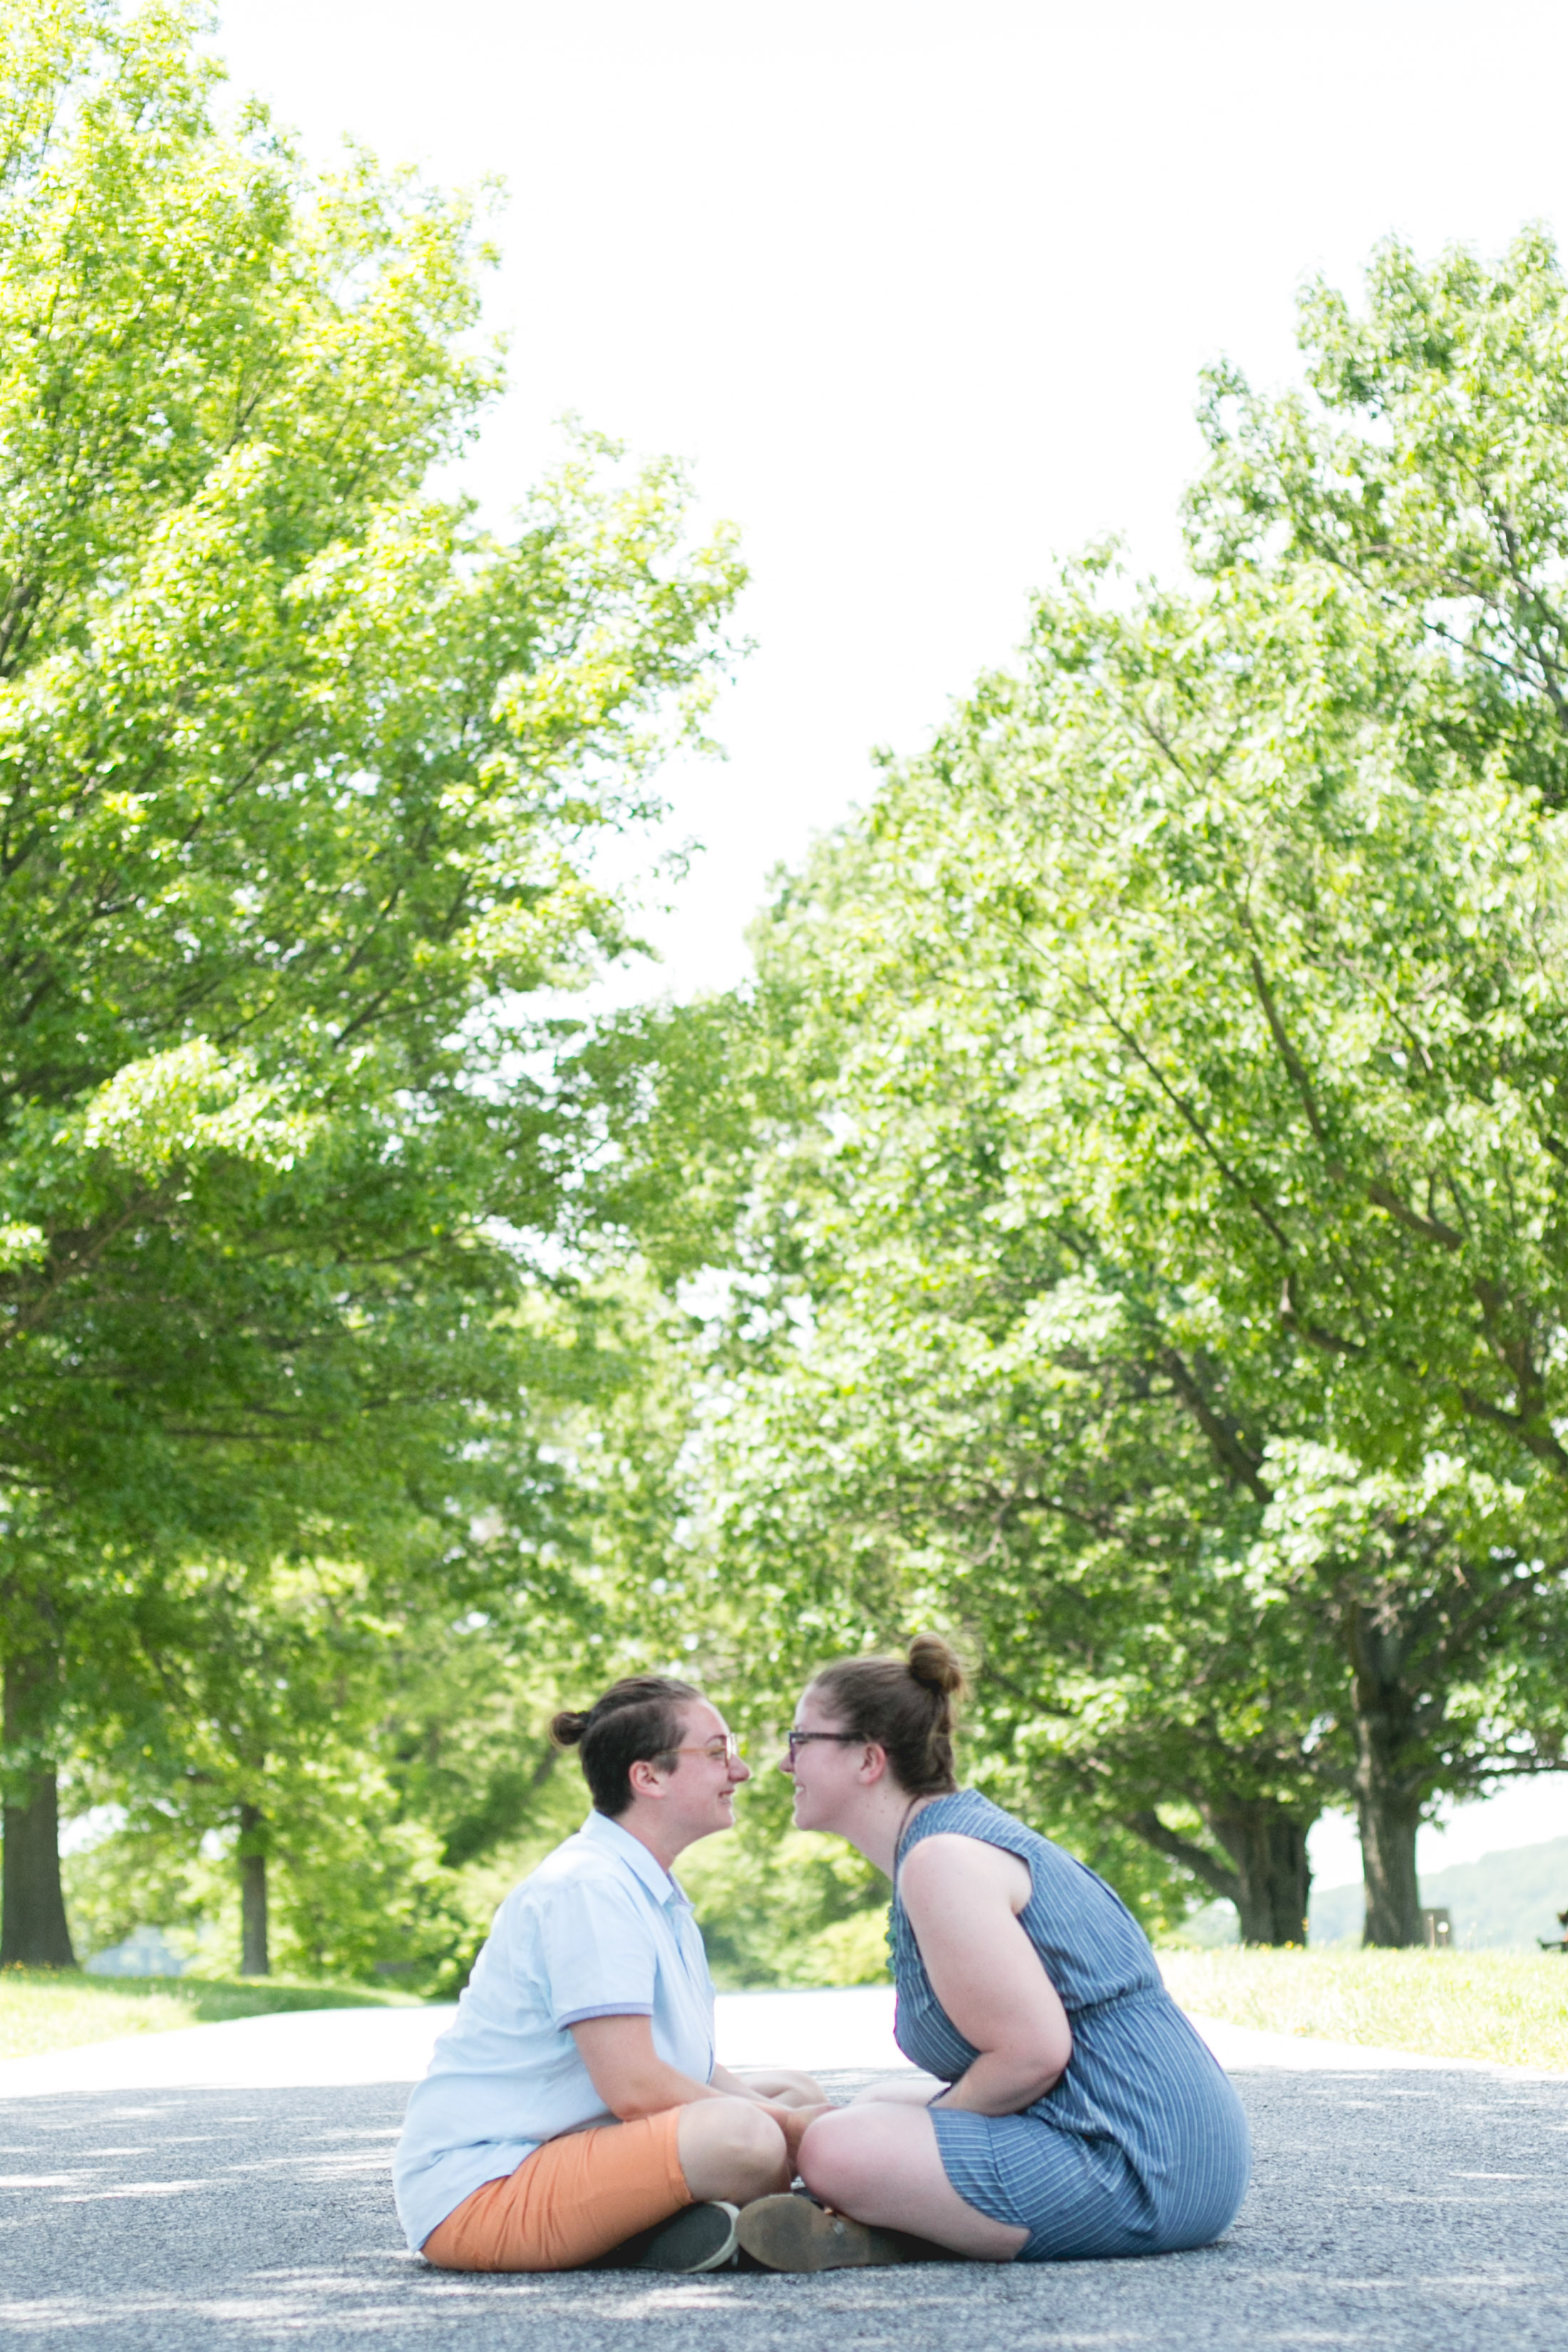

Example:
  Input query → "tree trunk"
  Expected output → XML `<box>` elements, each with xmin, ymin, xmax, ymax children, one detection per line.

<box><xmin>239</xmin><ymin>1804</ymin><xmax>269</xmax><ymax>1977</ymax></box>
<box><xmin>1</xmin><ymin>1768</ymin><xmax>76</xmax><ymax>1969</ymax></box>
<box><xmin>1347</xmin><ymin>1609</ymin><xmax>1425</xmax><ymax>1947</ymax></box>
<box><xmin>0</xmin><ymin>1649</ymin><xmax>76</xmax><ymax>1969</ymax></box>
<box><xmin>1127</xmin><ymin>1794</ymin><xmax>1315</xmax><ymax>1944</ymax></box>
<box><xmin>1204</xmin><ymin>1800</ymin><xmax>1314</xmax><ymax>1946</ymax></box>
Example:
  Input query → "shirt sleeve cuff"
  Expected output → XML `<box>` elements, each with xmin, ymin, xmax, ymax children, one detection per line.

<box><xmin>556</xmin><ymin>2002</ymin><xmax>656</xmax><ymax>2029</ymax></box>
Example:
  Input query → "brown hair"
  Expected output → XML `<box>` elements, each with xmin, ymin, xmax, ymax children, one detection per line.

<box><xmin>551</xmin><ymin>1676</ymin><xmax>701</xmax><ymax>1817</ymax></box>
<box><xmin>807</xmin><ymin>1634</ymin><xmax>965</xmax><ymax>1795</ymax></box>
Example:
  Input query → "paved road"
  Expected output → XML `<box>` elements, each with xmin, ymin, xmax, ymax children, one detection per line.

<box><xmin>0</xmin><ymin>1984</ymin><xmax>1515</xmax><ymax>2100</ymax></box>
<box><xmin>3</xmin><ymin>2060</ymin><xmax>1566</xmax><ymax>2351</ymax></box>
<box><xmin>0</xmin><ymin>1987</ymin><xmax>912</xmax><ymax>2097</ymax></box>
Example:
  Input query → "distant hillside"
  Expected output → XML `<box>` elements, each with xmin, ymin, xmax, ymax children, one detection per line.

<box><xmin>1309</xmin><ymin>1835</ymin><xmax>1568</xmax><ymax>1950</ymax></box>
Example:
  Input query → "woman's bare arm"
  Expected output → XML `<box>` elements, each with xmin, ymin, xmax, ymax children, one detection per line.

<box><xmin>897</xmin><ymin>1834</ymin><xmax>1072</xmax><ymax>2114</ymax></box>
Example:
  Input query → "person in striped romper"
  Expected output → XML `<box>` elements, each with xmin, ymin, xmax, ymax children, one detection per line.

<box><xmin>736</xmin><ymin>1636</ymin><xmax>1251</xmax><ymax>2271</ymax></box>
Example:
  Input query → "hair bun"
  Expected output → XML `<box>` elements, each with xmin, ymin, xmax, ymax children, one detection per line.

<box><xmin>551</xmin><ymin>1708</ymin><xmax>590</xmax><ymax>1747</ymax></box>
<box><xmin>907</xmin><ymin>1634</ymin><xmax>964</xmax><ymax>1697</ymax></box>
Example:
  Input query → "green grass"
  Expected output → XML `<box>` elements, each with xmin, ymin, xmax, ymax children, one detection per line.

<box><xmin>1157</xmin><ymin>1946</ymin><xmax>1568</xmax><ymax>2070</ymax></box>
<box><xmin>0</xmin><ymin>1970</ymin><xmax>424</xmax><ymax>2062</ymax></box>
<box><xmin>15</xmin><ymin>1946</ymin><xmax>1566</xmax><ymax>2075</ymax></box>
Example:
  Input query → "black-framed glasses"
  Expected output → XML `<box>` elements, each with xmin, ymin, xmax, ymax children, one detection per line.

<box><xmin>785</xmin><ymin>1731</ymin><xmax>862</xmax><ymax>1760</ymax></box>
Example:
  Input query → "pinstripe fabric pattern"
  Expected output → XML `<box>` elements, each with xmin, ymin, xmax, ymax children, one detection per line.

<box><xmin>891</xmin><ymin>1790</ymin><xmax>1251</xmax><ymax>2261</ymax></box>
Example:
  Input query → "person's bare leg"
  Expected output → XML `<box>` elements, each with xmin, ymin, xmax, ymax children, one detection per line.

<box><xmin>798</xmin><ymin>2105</ymin><xmax>1027</xmax><ymax>2261</ymax></box>
<box><xmin>729</xmin><ymin>2068</ymin><xmax>829</xmax><ymax>2107</ymax></box>
<box><xmin>678</xmin><ymin>2099</ymin><xmax>791</xmax><ymax>2204</ymax></box>
<box><xmin>848</xmin><ymin>2077</ymin><xmax>947</xmax><ymax>2108</ymax></box>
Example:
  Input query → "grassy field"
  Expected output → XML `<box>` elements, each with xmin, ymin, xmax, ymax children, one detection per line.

<box><xmin>9</xmin><ymin>1946</ymin><xmax>1567</xmax><ymax>2073</ymax></box>
<box><xmin>1158</xmin><ymin>1946</ymin><xmax>1568</xmax><ymax>2070</ymax></box>
<box><xmin>0</xmin><ymin>1971</ymin><xmax>422</xmax><ymax>2062</ymax></box>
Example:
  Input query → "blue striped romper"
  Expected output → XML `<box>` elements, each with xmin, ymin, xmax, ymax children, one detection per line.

<box><xmin>892</xmin><ymin>1790</ymin><xmax>1251</xmax><ymax>2261</ymax></box>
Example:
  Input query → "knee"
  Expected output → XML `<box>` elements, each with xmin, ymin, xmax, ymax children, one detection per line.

<box><xmin>701</xmin><ymin>2098</ymin><xmax>788</xmax><ymax>2197</ymax></box>
<box><xmin>798</xmin><ymin>2108</ymin><xmax>874</xmax><ymax>2207</ymax></box>
<box><xmin>729</xmin><ymin>2098</ymin><xmax>788</xmax><ymax>2165</ymax></box>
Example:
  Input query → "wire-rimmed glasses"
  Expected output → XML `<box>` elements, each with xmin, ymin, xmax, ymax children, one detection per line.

<box><xmin>670</xmin><ymin>1733</ymin><xmax>744</xmax><ymax>1765</ymax></box>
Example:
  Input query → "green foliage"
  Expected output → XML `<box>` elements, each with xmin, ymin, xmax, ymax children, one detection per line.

<box><xmin>14</xmin><ymin>16</ymin><xmax>1568</xmax><ymax>1981</ymax></box>
<box><xmin>0</xmin><ymin>0</ymin><xmax>746</xmax><ymax>1967</ymax></box>
<box><xmin>0</xmin><ymin>0</ymin><xmax>741</xmax><ymax>1525</ymax></box>
<box><xmin>59</xmin><ymin>1280</ymin><xmax>733</xmax><ymax>1981</ymax></box>
<box><xmin>575</xmin><ymin>230</ymin><xmax>1568</xmax><ymax>1952</ymax></box>
<box><xmin>674</xmin><ymin>1771</ymin><xmax>891</xmax><ymax>1989</ymax></box>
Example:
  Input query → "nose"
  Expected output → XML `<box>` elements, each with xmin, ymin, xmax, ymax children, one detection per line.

<box><xmin>729</xmin><ymin>1753</ymin><xmax>751</xmax><ymax>1784</ymax></box>
<box><xmin>778</xmin><ymin>1744</ymin><xmax>795</xmax><ymax>1777</ymax></box>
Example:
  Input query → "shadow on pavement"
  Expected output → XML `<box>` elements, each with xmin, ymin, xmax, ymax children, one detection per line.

<box><xmin>2</xmin><ymin>2065</ymin><xmax>1566</xmax><ymax>2349</ymax></box>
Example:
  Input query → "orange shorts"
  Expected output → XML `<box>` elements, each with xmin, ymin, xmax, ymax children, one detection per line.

<box><xmin>420</xmin><ymin>2109</ymin><xmax>691</xmax><ymax>2273</ymax></box>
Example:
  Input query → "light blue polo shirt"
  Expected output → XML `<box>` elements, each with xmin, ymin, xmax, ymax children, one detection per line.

<box><xmin>392</xmin><ymin>1808</ymin><xmax>716</xmax><ymax>2252</ymax></box>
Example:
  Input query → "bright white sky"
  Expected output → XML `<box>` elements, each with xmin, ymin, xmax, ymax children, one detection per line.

<box><xmin>210</xmin><ymin>0</ymin><xmax>1568</xmax><ymax>1882</ymax></box>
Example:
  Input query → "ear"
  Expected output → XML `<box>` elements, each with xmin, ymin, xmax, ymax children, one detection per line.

<box><xmin>856</xmin><ymin>1742</ymin><xmax>890</xmax><ymax>1787</ymax></box>
<box><xmin>627</xmin><ymin>1755</ymin><xmax>671</xmax><ymax>1801</ymax></box>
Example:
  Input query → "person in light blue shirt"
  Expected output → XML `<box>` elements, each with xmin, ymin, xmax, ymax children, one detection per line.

<box><xmin>393</xmin><ymin>1674</ymin><xmax>826</xmax><ymax>2275</ymax></box>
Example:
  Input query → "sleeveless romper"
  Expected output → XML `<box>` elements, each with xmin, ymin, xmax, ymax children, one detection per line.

<box><xmin>892</xmin><ymin>1790</ymin><xmax>1251</xmax><ymax>2261</ymax></box>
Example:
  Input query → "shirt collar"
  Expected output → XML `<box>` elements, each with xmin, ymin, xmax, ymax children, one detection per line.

<box><xmin>579</xmin><ymin>1807</ymin><xmax>692</xmax><ymax>1910</ymax></box>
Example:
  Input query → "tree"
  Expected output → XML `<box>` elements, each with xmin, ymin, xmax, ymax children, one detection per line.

<box><xmin>703</xmin><ymin>1284</ymin><xmax>1335</xmax><ymax>1944</ymax></box>
<box><xmin>59</xmin><ymin>1271</ymin><xmax>713</xmax><ymax>1983</ymax></box>
<box><xmin>571</xmin><ymin>237</ymin><xmax>1568</xmax><ymax>1949</ymax></box>
<box><xmin>756</xmin><ymin>233</ymin><xmax>1568</xmax><ymax>1939</ymax></box>
<box><xmin>572</xmin><ymin>973</ymin><xmax>1335</xmax><ymax>1941</ymax></box>
<box><xmin>0</xmin><ymin>0</ymin><xmax>744</xmax><ymax>1961</ymax></box>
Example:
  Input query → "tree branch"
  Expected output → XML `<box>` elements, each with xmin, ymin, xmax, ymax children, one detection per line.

<box><xmin>1125</xmin><ymin>1809</ymin><xmax>1242</xmax><ymax>1904</ymax></box>
<box><xmin>1157</xmin><ymin>1346</ymin><xmax>1272</xmax><ymax>1502</ymax></box>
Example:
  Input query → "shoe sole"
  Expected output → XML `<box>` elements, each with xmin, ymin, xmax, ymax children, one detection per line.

<box><xmin>736</xmin><ymin>2193</ymin><xmax>919</xmax><ymax>2273</ymax></box>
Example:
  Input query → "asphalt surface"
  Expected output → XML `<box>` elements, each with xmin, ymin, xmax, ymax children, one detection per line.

<box><xmin>3</xmin><ymin>2063</ymin><xmax>1567</xmax><ymax>2351</ymax></box>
